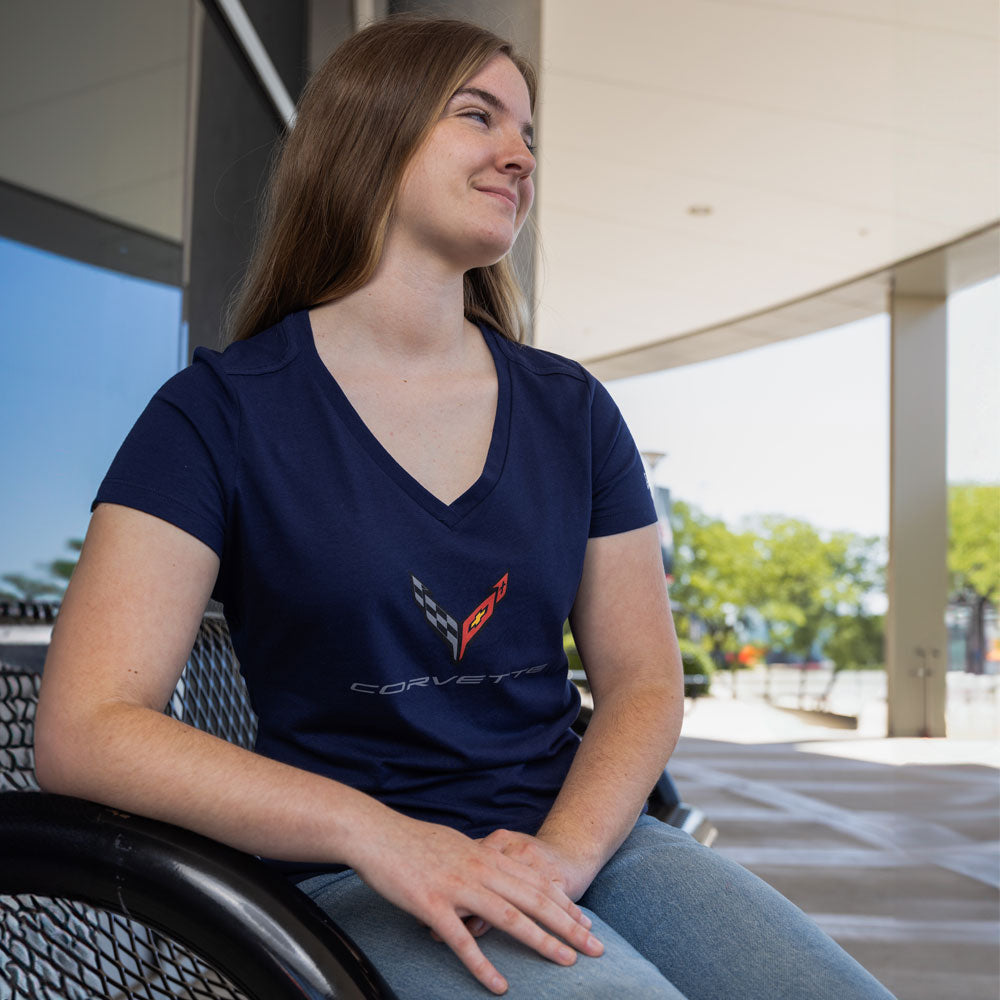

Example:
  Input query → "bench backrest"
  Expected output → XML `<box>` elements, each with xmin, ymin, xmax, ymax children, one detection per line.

<box><xmin>0</xmin><ymin>602</ymin><xmax>258</xmax><ymax>1000</ymax></box>
<box><xmin>0</xmin><ymin>603</ymin><xmax>256</xmax><ymax>793</ymax></box>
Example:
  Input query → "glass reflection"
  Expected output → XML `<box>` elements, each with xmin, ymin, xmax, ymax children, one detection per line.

<box><xmin>0</xmin><ymin>237</ymin><xmax>183</xmax><ymax>599</ymax></box>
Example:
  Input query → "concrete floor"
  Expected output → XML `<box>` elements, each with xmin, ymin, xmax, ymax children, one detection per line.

<box><xmin>672</xmin><ymin>695</ymin><xmax>1000</xmax><ymax>1000</ymax></box>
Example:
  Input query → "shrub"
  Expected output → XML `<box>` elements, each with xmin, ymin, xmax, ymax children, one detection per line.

<box><xmin>563</xmin><ymin>622</ymin><xmax>583</xmax><ymax>673</ymax></box>
<box><xmin>678</xmin><ymin>639</ymin><xmax>714</xmax><ymax>697</ymax></box>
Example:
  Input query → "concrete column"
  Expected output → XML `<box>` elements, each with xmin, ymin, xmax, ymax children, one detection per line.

<box><xmin>886</xmin><ymin>260</ymin><xmax>949</xmax><ymax>737</ymax></box>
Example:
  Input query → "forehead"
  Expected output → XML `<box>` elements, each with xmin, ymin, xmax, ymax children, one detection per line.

<box><xmin>454</xmin><ymin>54</ymin><xmax>532</xmax><ymax>119</ymax></box>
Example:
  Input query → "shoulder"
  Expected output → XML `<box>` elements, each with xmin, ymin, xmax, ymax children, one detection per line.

<box><xmin>159</xmin><ymin>313</ymin><xmax>305</xmax><ymax>404</ymax></box>
<box><xmin>195</xmin><ymin>313</ymin><xmax>303</xmax><ymax>379</ymax></box>
<box><xmin>217</xmin><ymin>313</ymin><xmax>304</xmax><ymax>376</ymax></box>
<box><xmin>483</xmin><ymin>329</ymin><xmax>628</xmax><ymax>428</ymax></box>
<box><xmin>485</xmin><ymin>327</ymin><xmax>596</xmax><ymax>395</ymax></box>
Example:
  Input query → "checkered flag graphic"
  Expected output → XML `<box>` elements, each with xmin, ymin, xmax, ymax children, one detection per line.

<box><xmin>411</xmin><ymin>576</ymin><xmax>460</xmax><ymax>661</ymax></box>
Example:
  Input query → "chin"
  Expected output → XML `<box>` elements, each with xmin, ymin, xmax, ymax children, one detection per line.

<box><xmin>432</xmin><ymin>223</ymin><xmax>520</xmax><ymax>272</ymax></box>
<box><xmin>463</xmin><ymin>231</ymin><xmax>520</xmax><ymax>269</ymax></box>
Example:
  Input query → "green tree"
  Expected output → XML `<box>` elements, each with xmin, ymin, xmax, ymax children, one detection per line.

<box><xmin>747</xmin><ymin>517</ymin><xmax>884</xmax><ymax>670</ymax></box>
<box><xmin>669</xmin><ymin>500</ymin><xmax>756</xmax><ymax>667</ymax></box>
<box><xmin>823</xmin><ymin>612</ymin><xmax>884</xmax><ymax>671</ymax></box>
<box><xmin>820</xmin><ymin>528</ymin><xmax>885</xmax><ymax>675</ymax></box>
<box><xmin>47</xmin><ymin>538</ymin><xmax>83</xmax><ymax>585</ymax></box>
<box><xmin>746</xmin><ymin>516</ymin><xmax>831</xmax><ymax>659</ymax></box>
<box><xmin>671</xmin><ymin>501</ymin><xmax>886</xmax><ymax>682</ymax></box>
<box><xmin>0</xmin><ymin>572</ymin><xmax>63</xmax><ymax>601</ymax></box>
<box><xmin>749</xmin><ymin>517</ymin><xmax>881</xmax><ymax>659</ymax></box>
<box><xmin>949</xmin><ymin>483</ymin><xmax>1000</xmax><ymax>673</ymax></box>
<box><xmin>0</xmin><ymin>538</ymin><xmax>83</xmax><ymax>602</ymax></box>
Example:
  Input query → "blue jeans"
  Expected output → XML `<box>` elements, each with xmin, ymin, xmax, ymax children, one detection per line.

<box><xmin>298</xmin><ymin>814</ymin><xmax>896</xmax><ymax>999</ymax></box>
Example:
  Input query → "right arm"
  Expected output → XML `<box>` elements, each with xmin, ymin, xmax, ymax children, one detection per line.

<box><xmin>35</xmin><ymin>503</ymin><xmax>601</xmax><ymax>995</ymax></box>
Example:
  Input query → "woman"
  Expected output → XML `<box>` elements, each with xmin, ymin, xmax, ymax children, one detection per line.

<box><xmin>35</xmin><ymin>17</ymin><xmax>895</xmax><ymax>999</ymax></box>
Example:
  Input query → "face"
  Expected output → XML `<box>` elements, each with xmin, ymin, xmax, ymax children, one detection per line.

<box><xmin>392</xmin><ymin>54</ymin><xmax>536</xmax><ymax>272</ymax></box>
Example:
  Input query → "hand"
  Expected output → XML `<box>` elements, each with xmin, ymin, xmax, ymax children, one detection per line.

<box><xmin>348</xmin><ymin>813</ymin><xmax>604</xmax><ymax>995</ymax></box>
<box><xmin>478</xmin><ymin>828</ymin><xmax>601</xmax><ymax>903</ymax></box>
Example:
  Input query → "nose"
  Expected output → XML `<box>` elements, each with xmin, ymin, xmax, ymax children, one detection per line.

<box><xmin>499</xmin><ymin>129</ymin><xmax>535</xmax><ymax>178</ymax></box>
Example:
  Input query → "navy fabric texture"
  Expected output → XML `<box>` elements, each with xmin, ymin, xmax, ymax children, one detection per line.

<box><xmin>94</xmin><ymin>312</ymin><xmax>656</xmax><ymax>878</ymax></box>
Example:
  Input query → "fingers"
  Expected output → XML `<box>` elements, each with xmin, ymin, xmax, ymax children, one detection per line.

<box><xmin>424</xmin><ymin>861</ymin><xmax>604</xmax><ymax>992</ymax></box>
<box><xmin>430</xmin><ymin>916</ymin><xmax>490</xmax><ymax>942</ymax></box>
<box><xmin>354</xmin><ymin>817</ymin><xmax>603</xmax><ymax>990</ymax></box>
<box><xmin>476</xmin><ymin>866</ymin><xmax>604</xmax><ymax>960</ymax></box>
<box><xmin>489</xmin><ymin>848</ymin><xmax>575</xmax><ymax>911</ymax></box>
<box><xmin>482</xmin><ymin>831</ymin><xmax>595</xmax><ymax>926</ymax></box>
<box><xmin>431</xmin><ymin>910</ymin><xmax>509</xmax><ymax>995</ymax></box>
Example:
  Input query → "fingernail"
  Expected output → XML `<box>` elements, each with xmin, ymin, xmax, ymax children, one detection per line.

<box><xmin>588</xmin><ymin>934</ymin><xmax>602</xmax><ymax>951</ymax></box>
<box><xmin>490</xmin><ymin>974</ymin><xmax>507</xmax><ymax>993</ymax></box>
<box><xmin>558</xmin><ymin>944</ymin><xmax>575</xmax><ymax>963</ymax></box>
<box><xmin>579</xmin><ymin>913</ymin><xmax>592</xmax><ymax>928</ymax></box>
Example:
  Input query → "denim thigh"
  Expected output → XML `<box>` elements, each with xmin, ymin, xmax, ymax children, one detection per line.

<box><xmin>581</xmin><ymin>814</ymin><xmax>896</xmax><ymax>1000</ymax></box>
<box><xmin>299</xmin><ymin>867</ymin><xmax>686</xmax><ymax>999</ymax></box>
<box><xmin>298</xmin><ymin>814</ymin><xmax>896</xmax><ymax>1000</ymax></box>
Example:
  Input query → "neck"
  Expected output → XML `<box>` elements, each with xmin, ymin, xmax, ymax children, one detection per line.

<box><xmin>311</xmin><ymin>234</ymin><xmax>473</xmax><ymax>368</ymax></box>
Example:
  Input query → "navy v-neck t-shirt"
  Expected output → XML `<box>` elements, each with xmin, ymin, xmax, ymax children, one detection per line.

<box><xmin>95</xmin><ymin>311</ymin><xmax>656</xmax><ymax>878</ymax></box>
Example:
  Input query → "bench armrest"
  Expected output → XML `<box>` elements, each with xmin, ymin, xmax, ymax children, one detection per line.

<box><xmin>0</xmin><ymin>791</ymin><xmax>395</xmax><ymax>1000</ymax></box>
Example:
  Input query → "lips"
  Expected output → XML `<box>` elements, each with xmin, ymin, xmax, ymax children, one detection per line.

<box><xmin>476</xmin><ymin>186</ymin><xmax>517</xmax><ymax>210</ymax></box>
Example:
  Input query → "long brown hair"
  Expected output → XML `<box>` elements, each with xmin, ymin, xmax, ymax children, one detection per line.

<box><xmin>225</xmin><ymin>16</ymin><xmax>537</xmax><ymax>344</ymax></box>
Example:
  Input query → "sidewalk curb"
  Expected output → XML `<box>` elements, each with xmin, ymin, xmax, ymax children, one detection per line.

<box><xmin>769</xmin><ymin>704</ymin><xmax>859</xmax><ymax>730</ymax></box>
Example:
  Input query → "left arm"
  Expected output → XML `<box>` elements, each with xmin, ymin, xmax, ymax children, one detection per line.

<box><xmin>482</xmin><ymin>523</ymin><xmax>684</xmax><ymax>901</ymax></box>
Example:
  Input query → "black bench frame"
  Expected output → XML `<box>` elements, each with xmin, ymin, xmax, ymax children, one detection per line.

<box><xmin>0</xmin><ymin>601</ymin><xmax>713</xmax><ymax>1000</ymax></box>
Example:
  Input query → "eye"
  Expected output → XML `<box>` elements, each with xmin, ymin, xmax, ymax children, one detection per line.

<box><xmin>461</xmin><ymin>108</ymin><xmax>491</xmax><ymax>126</ymax></box>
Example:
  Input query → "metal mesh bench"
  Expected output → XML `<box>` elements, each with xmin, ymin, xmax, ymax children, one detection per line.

<box><xmin>0</xmin><ymin>601</ymin><xmax>713</xmax><ymax>999</ymax></box>
<box><xmin>0</xmin><ymin>602</ymin><xmax>394</xmax><ymax>1000</ymax></box>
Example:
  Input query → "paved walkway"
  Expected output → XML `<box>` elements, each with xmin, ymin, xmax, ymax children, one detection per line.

<box><xmin>673</xmin><ymin>694</ymin><xmax>1000</xmax><ymax>1000</ymax></box>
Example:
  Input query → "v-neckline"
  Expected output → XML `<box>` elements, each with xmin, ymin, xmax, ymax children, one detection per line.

<box><xmin>295</xmin><ymin>310</ymin><xmax>512</xmax><ymax>529</ymax></box>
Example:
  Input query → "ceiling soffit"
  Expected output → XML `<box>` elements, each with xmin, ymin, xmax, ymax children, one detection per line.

<box><xmin>534</xmin><ymin>0</ymin><xmax>1000</xmax><ymax>374</ymax></box>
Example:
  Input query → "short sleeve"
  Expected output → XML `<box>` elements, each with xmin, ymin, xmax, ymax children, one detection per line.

<box><xmin>588</xmin><ymin>378</ymin><xmax>657</xmax><ymax>537</ymax></box>
<box><xmin>93</xmin><ymin>349</ymin><xmax>239</xmax><ymax>557</ymax></box>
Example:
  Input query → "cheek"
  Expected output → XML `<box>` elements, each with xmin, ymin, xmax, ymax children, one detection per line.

<box><xmin>516</xmin><ymin>179</ymin><xmax>535</xmax><ymax>226</ymax></box>
<box><xmin>395</xmin><ymin>163</ymin><xmax>424</xmax><ymax>213</ymax></box>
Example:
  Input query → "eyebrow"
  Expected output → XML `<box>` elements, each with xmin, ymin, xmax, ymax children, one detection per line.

<box><xmin>450</xmin><ymin>86</ymin><xmax>535</xmax><ymax>145</ymax></box>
